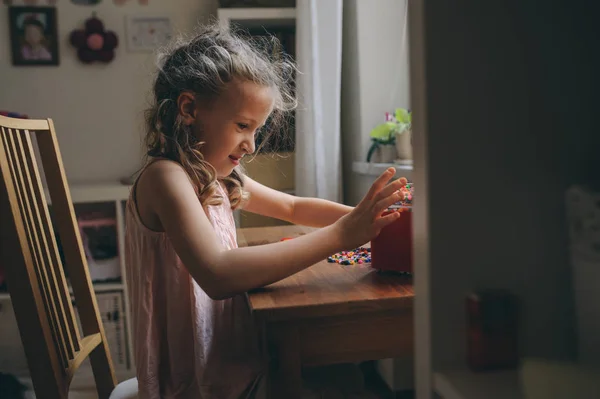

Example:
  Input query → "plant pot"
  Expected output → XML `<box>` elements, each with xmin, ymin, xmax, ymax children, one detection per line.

<box><xmin>369</xmin><ymin>144</ymin><xmax>396</xmax><ymax>163</ymax></box>
<box><xmin>395</xmin><ymin>130</ymin><xmax>413</xmax><ymax>161</ymax></box>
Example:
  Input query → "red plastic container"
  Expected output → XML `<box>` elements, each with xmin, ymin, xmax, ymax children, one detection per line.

<box><xmin>370</xmin><ymin>208</ymin><xmax>413</xmax><ymax>273</ymax></box>
<box><xmin>466</xmin><ymin>290</ymin><xmax>519</xmax><ymax>371</ymax></box>
<box><xmin>0</xmin><ymin>261</ymin><xmax>5</xmax><ymax>289</ymax></box>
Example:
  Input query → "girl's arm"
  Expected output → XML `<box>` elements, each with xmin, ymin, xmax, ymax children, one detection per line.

<box><xmin>140</xmin><ymin>161</ymin><xmax>404</xmax><ymax>300</ymax></box>
<box><xmin>241</xmin><ymin>175</ymin><xmax>353</xmax><ymax>227</ymax></box>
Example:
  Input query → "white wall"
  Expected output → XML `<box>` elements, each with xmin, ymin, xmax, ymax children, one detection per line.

<box><xmin>0</xmin><ymin>0</ymin><xmax>217</xmax><ymax>184</ymax></box>
<box><xmin>341</xmin><ymin>0</ymin><xmax>410</xmax><ymax>206</ymax></box>
<box><xmin>340</xmin><ymin>0</ymin><xmax>413</xmax><ymax>391</ymax></box>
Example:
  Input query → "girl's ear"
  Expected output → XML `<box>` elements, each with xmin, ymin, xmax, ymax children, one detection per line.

<box><xmin>176</xmin><ymin>91</ymin><xmax>197</xmax><ymax>125</ymax></box>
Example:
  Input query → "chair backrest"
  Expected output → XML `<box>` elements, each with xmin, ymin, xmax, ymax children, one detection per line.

<box><xmin>0</xmin><ymin>115</ymin><xmax>117</xmax><ymax>399</ymax></box>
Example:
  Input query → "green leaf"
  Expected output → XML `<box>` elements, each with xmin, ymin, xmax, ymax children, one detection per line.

<box><xmin>395</xmin><ymin>122</ymin><xmax>411</xmax><ymax>134</ymax></box>
<box><xmin>369</xmin><ymin>122</ymin><xmax>396</xmax><ymax>140</ymax></box>
<box><xmin>395</xmin><ymin>108</ymin><xmax>411</xmax><ymax>124</ymax></box>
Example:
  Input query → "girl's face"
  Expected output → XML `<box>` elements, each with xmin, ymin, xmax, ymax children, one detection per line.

<box><xmin>191</xmin><ymin>80</ymin><xmax>275</xmax><ymax>177</ymax></box>
<box><xmin>24</xmin><ymin>24</ymin><xmax>44</xmax><ymax>46</ymax></box>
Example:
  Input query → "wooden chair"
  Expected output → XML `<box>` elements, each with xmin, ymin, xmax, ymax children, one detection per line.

<box><xmin>0</xmin><ymin>115</ymin><xmax>137</xmax><ymax>399</ymax></box>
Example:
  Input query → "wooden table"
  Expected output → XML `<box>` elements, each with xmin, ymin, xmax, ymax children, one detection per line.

<box><xmin>237</xmin><ymin>225</ymin><xmax>415</xmax><ymax>398</ymax></box>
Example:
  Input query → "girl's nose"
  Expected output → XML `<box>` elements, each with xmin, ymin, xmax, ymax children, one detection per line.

<box><xmin>243</xmin><ymin>135</ymin><xmax>256</xmax><ymax>155</ymax></box>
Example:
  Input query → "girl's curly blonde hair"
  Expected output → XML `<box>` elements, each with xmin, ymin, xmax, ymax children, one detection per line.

<box><xmin>144</xmin><ymin>22</ymin><xmax>296</xmax><ymax>209</ymax></box>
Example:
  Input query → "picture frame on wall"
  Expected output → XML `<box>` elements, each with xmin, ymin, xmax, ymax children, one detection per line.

<box><xmin>8</xmin><ymin>6</ymin><xmax>60</xmax><ymax>66</ymax></box>
<box><xmin>125</xmin><ymin>15</ymin><xmax>172</xmax><ymax>53</ymax></box>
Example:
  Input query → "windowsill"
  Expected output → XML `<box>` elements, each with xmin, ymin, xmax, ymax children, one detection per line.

<box><xmin>352</xmin><ymin>161</ymin><xmax>413</xmax><ymax>177</ymax></box>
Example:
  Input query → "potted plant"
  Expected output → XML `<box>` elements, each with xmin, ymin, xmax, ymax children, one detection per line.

<box><xmin>393</xmin><ymin>108</ymin><xmax>412</xmax><ymax>161</ymax></box>
<box><xmin>366</xmin><ymin>108</ymin><xmax>412</xmax><ymax>163</ymax></box>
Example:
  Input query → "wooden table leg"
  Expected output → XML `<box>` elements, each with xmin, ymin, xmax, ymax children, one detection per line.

<box><xmin>268</xmin><ymin>323</ymin><xmax>302</xmax><ymax>399</ymax></box>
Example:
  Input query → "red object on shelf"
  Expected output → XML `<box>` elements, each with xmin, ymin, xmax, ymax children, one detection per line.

<box><xmin>78</xmin><ymin>217</ymin><xmax>116</xmax><ymax>228</ymax></box>
<box><xmin>370</xmin><ymin>208</ymin><xmax>412</xmax><ymax>273</ymax></box>
<box><xmin>0</xmin><ymin>111</ymin><xmax>28</xmax><ymax>119</ymax></box>
<box><xmin>466</xmin><ymin>290</ymin><xmax>519</xmax><ymax>371</ymax></box>
<box><xmin>0</xmin><ymin>261</ymin><xmax>5</xmax><ymax>288</ymax></box>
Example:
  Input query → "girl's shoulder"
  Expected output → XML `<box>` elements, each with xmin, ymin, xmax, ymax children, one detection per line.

<box><xmin>136</xmin><ymin>158</ymin><xmax>184</xmax><ymax>186</ymax></box>
<box><xmin>144</xmin><ymin>157</ymin><xmax>185</xmax><ymax>172</ymax></box>
<box><xmin>133</xmin><ymin>158</ymin><xmax>196</xmax><ymax>231</ymax></box>
<box><xmin>137</xmin><ymin>158</ymin><xmax>196</xmax><ymax>198</ymax></box>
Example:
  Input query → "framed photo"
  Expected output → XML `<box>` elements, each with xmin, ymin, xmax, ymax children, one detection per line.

<box><xmin>125</xmin><ymin>15</ymin><xmax>172</xmax><ymax>53</ymax></box>
<box><xmin>9</xmin><ymin>6</ymin><xmax>59</xmax><ymax>66</ymax></box>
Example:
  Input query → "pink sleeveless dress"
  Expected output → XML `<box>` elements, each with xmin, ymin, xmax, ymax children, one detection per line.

<box><xmin>124</xmin><ymin>172</ymin><xmax>265</xmax><ymax>399</ymax></box>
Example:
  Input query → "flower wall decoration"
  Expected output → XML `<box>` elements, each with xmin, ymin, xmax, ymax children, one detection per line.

<box><xmin>69</xmin><ymin>13</ymin><xmax>118</xmax><ymax>63</ymax></box>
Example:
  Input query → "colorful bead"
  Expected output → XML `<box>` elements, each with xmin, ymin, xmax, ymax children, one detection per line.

<box><xmin>327</xmin><ymin>247</ymin><xmax>372</xmax><ymax>266</ymax></box>
<box><xmin>391</xmin><ymin>180</ymin><xmax>414</xmax><ymax>209</ymax></box>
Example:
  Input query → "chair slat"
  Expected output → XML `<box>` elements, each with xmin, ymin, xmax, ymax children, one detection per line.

<box><xmin>2</xmin><ymin>128</ymin><xmax>70</xmax><ymax>369</ymax></box>
<box><xmin>20</xmin><ymin>130</ymin><xmax>81</xmax><ymax>354</ymax></box>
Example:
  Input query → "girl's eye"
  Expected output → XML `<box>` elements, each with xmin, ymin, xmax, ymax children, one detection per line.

<box><xmin>237</xmin><ymin>123</ymin><xmax>249</xmax><ymax>130</ymax></box>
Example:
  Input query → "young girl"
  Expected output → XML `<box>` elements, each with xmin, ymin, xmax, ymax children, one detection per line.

<box><xmin>125</xmin><ymin>23</ymin><xmax>406</xmax><ymax>399</ymax></box>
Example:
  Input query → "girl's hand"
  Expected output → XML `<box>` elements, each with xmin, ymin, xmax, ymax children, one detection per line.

<box><xmin>333</xmin><ymin>167</ymin><xmax>406</xmax><ymax>249</ymax></box>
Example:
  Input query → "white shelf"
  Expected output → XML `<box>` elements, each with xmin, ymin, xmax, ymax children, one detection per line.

<box><xmin>434</xmin><ymin>369</ymin><xmax>523</xmax><ymax>399</ymax></box>
<box><xmin>45</xmin><ymin>182</ymin><xmax>131</xmax><ymax>204</ymax></box>
<box><xmin>0</xmin><ymin>283</ymin><xmax>125</xmax><ymax>302</ymax></box>
<box><xmin>70</xmin><ymin>282</ymin><xmax>124</xmax><ymax>294</ymax></box>
<box><xmin>69</xmin><ymin>183</ymin><xmax>131</xmax><ymax>203</ymax></box>
<box><xmin>352</xmin><ymin>161</ymin><xmax>413</xmax><ymax>177</ymax></box>
<box><xmin>218</xmin><ymin>7</ymin><xmax>296</xmax><ymax>28</ymax></box>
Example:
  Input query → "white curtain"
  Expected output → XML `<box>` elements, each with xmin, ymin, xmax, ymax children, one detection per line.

<box><xmin>294</xmin><ymin>0</ymin><xmax>343</xmax><ymax>201</ymax></box>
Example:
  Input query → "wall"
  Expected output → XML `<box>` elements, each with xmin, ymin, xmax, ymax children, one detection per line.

<box><xmin>0</xmin><ymin>0</ymin><xmax>217</xmax><ymax>184</ymax></box>
<box><xmin>340</xmin><ymin>0</ymin><xmax>413</xmax><ymax>391</ymax></box>
<box><xmin>341</xmin><ymin>0</ymin><xmax>410</xmax><ymax>206</ymax></box>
